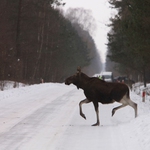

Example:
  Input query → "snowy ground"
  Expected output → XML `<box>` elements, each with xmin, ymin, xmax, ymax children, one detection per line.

<box><xmin>0</xmin><ymin>82</ymin><xmax>150</xmax><ymax>150</ymax></box>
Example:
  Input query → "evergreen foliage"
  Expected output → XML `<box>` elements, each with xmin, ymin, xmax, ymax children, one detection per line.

<box><xmin>107</xmin><ymin>0</ymin><xmax>150</xmax><ymax>85</ymax></box>
<box><xmin>0</xmin><ymin>0</ymin><xmax>99</xmax><ymax>84</ymax></box>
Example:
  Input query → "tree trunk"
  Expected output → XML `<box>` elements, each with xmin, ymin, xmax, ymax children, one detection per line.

<box><xmin>143</xmin><ymin>67</ymin><xmax>146</xmax><ymax>87</ymax></box>
<box><xmin>32</xmin><ymin>8</ymin><xmax>45</xmax><ymax>81</ymax></box>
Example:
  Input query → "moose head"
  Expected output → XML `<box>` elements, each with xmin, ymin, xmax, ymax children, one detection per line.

<box><xmin>65</xmin><ymin>67</ymin><xmax>82</xmax><ymax>89</ymax></box>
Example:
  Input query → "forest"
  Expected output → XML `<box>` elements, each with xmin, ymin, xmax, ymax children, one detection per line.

<box><xmin>106</xmin><ymin>0</ymin><xmax>150</xmax><ymax>86</ymax></box>
<box><xmin>0</xmin><ymin>0</ymin><xmax>102</xmax><ymax>86</ymax></box>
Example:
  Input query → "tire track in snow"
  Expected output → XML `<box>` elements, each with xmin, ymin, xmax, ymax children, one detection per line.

<box><xmin>55</xmin><ymin>92</ymin><xmax>142</xmax><ymax>150</ymax></box>
<box><xmin>0</xmin><ymin>84</ymin><xmax>143</xmax><ymax>150</ymax></box>
<box><xmin>0</xmin><ymin>86</ymin><xmax>81</xmax><ymax>150</ymax></box>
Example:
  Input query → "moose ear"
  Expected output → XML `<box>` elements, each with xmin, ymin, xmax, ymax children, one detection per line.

<box><xmin>77</xmin><ymin>66</ymin><xmax>81</xmax><ymax>73</ymax></box>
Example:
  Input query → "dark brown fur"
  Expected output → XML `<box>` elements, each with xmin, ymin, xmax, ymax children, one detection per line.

<box><xmin>65</xmin><ymin>68</ymin><xmax>137</xmax><ymax>126</ymax></box>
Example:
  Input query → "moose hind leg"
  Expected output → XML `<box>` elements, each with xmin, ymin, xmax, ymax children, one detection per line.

<box><xmin>127</xmin><ymin>99</ymin><xmax>137</xmax><ymax>118</ymax></box>
<box><xmin>112</xmin><ymin>104</ymin><xmax>127</xmax><ymax>116</ymax></box>
<box><xmin>112</xmin><ymin>95</ymin><xmax>138</xmax><ymax>118</ymax></box>
<box><xmin>112</xmin><ymin>95</ymin><xmax>129</xmax><ymax>116</ymax></box>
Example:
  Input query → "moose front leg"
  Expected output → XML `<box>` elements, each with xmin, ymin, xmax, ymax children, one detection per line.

<box><xmin>79</xmin><ymin>98</ymin><xmax>91</xmax><ymax>120</ymax></box>
<box><xmin>92</xmin><ymin>102</ymin><xmax>100</xmax><ymax>126</ymax></box>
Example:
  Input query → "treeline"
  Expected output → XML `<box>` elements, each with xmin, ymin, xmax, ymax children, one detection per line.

<box><xmin>64</xmin><ymin>8</ymin><xmax>102</xmax><ymax>76</ymax></box>
<box><xmin>0</xmin><ymin>0</ymin><xmax>101</xmax><ymax>84</ymax></box>
<box><xmin>106</xmin><ymin>0</ymin><xmax>150</xmax><ymax>86</ymax></box>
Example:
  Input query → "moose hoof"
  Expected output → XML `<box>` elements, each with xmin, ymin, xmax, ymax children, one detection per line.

<box><xmin>92</xmin><ymin>123</ymin><xmax>100</xmax><ymax>126</ymax></box>
<box><xmin>112</xmin><ymin>109</ymin><xmax>116</xmax><ymax>116</ymax></box>
<box><xmin>80</xmin><ymin>113</ymin><xmax>86</xmax><ymax>120</ymax></box>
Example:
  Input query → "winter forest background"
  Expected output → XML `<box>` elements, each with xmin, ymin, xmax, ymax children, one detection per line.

<box><xmin>0</xmin><ymin>0</ymin><xmax>102</xmax><ymax>85</ymax></box>
<box><xmin>106</xmin><ymin>0</ymin><xmax>150</xmax><ymax>86</ymax></box>
<box><xmin>0</xmin><ymin>0</ymin><xmax>150</xmax><ymax>87</ymax></box>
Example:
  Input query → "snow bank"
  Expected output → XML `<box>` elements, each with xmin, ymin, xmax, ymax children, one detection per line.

<box><xmin>0</xmin><ymin>82</ymin><xmax>150</xmax><ymax>150</ymax></box>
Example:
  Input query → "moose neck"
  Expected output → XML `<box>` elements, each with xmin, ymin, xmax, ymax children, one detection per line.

<box><xmin>76</xmin><ymin>73</ymin><xmax>90</xmax><ymax>89</ymax></box>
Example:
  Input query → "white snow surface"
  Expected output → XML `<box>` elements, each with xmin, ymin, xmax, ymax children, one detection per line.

<box><xmin>0</xmin><ymin>82</ymin><xmax>150</xmax><ymax>150</ymax></box>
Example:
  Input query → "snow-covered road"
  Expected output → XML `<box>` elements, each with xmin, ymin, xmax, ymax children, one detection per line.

<box><xmin>0</xmin><ymin>83</ymin><xmax>150</xmax><ymax>150</ymax></box>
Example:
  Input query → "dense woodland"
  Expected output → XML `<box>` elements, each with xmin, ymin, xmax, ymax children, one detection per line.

<box><xmin>0</xmin><ymin>0</ymin><xmax>102</xmax><ymax>85</ymax></box>
<box><xmin>106</xmin><ymin>0</ymin><xmax>150</xmax><ymax>86</ymax></box>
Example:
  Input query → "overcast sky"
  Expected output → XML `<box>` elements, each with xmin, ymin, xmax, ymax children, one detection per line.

<box><xmin>62</xmin><ymin>0</ymin><xmax>115</xmax><ymax>63</ymax></box>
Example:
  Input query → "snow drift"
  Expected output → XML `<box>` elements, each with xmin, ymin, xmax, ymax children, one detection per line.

<box><xmin>0</xmin><ymin>82</ymin><xmax>150</xmax><ymax>150</ymax></box>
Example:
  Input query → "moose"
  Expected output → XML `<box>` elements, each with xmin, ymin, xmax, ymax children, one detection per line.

<box><xmin>65</xmin><ymin>67</ymin><xmax>137</xmax><ymax>126</ymax></box>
